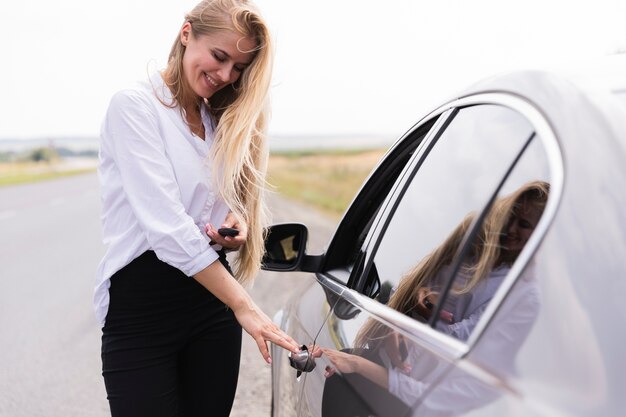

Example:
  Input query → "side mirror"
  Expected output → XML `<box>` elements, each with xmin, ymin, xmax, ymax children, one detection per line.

<box><xmin>262</xmin><ymin>223</ymin><xmax>309</xmax><ymax>271</ymax></box>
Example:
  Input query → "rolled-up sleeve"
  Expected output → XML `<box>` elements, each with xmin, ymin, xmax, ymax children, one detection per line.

<box><xmin>388</xmin><ymin>368</ymin><xmax>427</xmax><ymax>406</ymax></box>
<box><xmin>437</xmin><ymin>303</ymin><xmax>487</xmax><ymax>342</ymax></box>
<box><xmin>102</xmin><ymin>90</ymin><xmax>218</xmax><ymax>276</ymax></box>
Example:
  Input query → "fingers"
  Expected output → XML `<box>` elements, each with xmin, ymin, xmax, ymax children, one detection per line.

<box><xmin>255</xmin><ymin>336</ymin><xmax>271</xmax><ymax>364</ymax></box>
<box><xmin>205</xmin><ymin>222</ymin><xmax>247</xmax><ymax>250</ymax></box>
<box><xmin>252</xmin><ymin>324</ymin><xmax>300</xmax><ymax>364</ymax></box>
<box><xmin>320</xmin><ymin>348</ymin><xmax>357</xmax><ymax>374</ymax></box>
<box><xmin>235</xmin><ymin>298</ymin><xmax>299</xmax><ymax>363</ymax></box>
<box><xmin>414</xmin><ymin>288</ymin><xmax>437</xmax><ymax>319</ymax></box>
<box><xmin>222</xmin><ymin>213</ymin><xmax>248</xmax><ymax>238</ymax></box>
<box><xmin>265</xmin><ymin>326</ymin><xmax>300</xmax><ymax>353</ymax></box>
<box><xmin>417</xmin><ymin>287</ymin><xmax>438</xmax><ymax>305</ymax></box>
<box><xmin>320</xmin><ymin>347</ymin><xmax>342</xmax><ymax>365</ymax></box>
<box><xmin>309</xmin><ymin>344</ymin><xmax>323</xmax><ymax>359</ymax></box>
<box><xmin>416</xmin><ymin>287</ymin><xmax>430</xmax><ymax>304</ymax></box>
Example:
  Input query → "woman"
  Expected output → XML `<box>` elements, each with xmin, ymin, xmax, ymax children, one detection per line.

<box><xmin>321</xmin><ymin>180</ymin><xmax>549</xmax><ymax>416</ymax></box>
<box><xmin>357</xmin><ymin>180</ymin><xmax>550</xmax><ymax>346</ymax></box>
<box><xmin>95</xmin><ymin>1</ymin><xmax>299</xmax><ymax>415</ymax></box>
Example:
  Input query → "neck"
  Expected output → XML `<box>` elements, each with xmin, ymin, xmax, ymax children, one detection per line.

<box><xmin>185</xmin><ymin>103</ymin><xmax>205</xmax><ymax>139</ymax></box>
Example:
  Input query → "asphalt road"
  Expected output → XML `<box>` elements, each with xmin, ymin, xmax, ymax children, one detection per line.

<box><xmin>0</xmin><ymin>172</ymin><xmax>335</xmax><ymax>417</ymax></box>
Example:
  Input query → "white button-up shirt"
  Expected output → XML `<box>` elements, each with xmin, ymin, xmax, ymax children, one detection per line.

<box><xmin>94</xmin><ymin>72</ymin><xmax>229</xmax><ymax>326</ymax></box>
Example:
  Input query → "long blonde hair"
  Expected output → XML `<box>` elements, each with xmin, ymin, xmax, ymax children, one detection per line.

<box><xmin>355</xmin><ymin>180</ymin><xmax>550</xmax><ymax>348</ymax></box>
<box><xmin>163</xmin><ymin>0</ymin><xmax>273</xmax><ymax>285</ymax></box>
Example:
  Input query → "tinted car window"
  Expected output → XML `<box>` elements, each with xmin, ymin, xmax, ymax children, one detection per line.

<box><xmin>307</xmin><ymin>104</ymin><xmax>555</xmax><ymax>417</ymax></box>
<box><xmin>372</xmin><ymin>105</ymin><xmax>534</xmax><ymax>296</ymax></box>
<box><xmin>367</xmin><ymin>104</ymin><xmax>551</xmax><ymax>342</ymax></box>
<box><xmin>322</xmin><ymin>117</ymin><xmax>438</xmax><ymax>280</ymax></box>
<box><xmin>428</xmin><ymin>137</ymin><xmax>549</xmax><ymax>341</ymax></box>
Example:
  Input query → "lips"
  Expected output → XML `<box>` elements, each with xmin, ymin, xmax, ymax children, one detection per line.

<box><xmin>204</xmin><ymin>72</ymin><xmax>220</xmax><ymax>90</ymax></box>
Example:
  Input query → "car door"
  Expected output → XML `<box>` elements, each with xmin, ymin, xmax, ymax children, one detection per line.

<box><xmin>298</xmin><ymin>96</ymin><xmax>556</xmax><ymax>416</ymax></box>
<box><xmin>267</xmin><ymin>116</ymin><xmax>441</xmax><ymax>417</ymax></box>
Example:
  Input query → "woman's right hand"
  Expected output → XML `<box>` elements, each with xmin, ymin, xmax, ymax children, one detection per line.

<box><xmin>233</xmin><ymin>300</ymin><xmax>300</xmax><ymax>364</ymax></box>
<box><xmin>192</xmin><ymin>260</ymin><xmax>300</xmax><ymax>364</ymax></box>
<box><xmin>415</xmin><ymin>287</ymin><xmax>437</xmax><ymax>319</ymax></box>
<box><xmin>415</xmin><ymin>288</ymin><xmax>453</xmax><ymax>323</ymax></box>
<box><xmin>206</xmin><ymin>213</ymin><xmax>248</xmax><ymax>251</ymax></box>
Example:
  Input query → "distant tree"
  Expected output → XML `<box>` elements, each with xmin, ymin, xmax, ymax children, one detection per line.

<box><xmin>27</xmin><ymin>147</ymin><xmax>59</xmax><ymax>163</ymax></box>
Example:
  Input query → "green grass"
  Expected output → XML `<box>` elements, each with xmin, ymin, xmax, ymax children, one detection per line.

<box><xmin>0</xmin><ymin>162</ymin><xmax>96</xmax><ymax>187</ymax></box>
<box><xmin>268</xmin><ymin>148</ymin><xmax>386</xmax><ymax>219</ymax></box>
<box><xmin>0</xmin><ymin>150</ymin><xmax>386</xmax><ymax>220</ymax></box>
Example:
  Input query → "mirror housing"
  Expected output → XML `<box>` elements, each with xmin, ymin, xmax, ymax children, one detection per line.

<box><xmin>262</xmin><ymin>223</ymin><xmax>322</xmax><ymax>272</ymax></box>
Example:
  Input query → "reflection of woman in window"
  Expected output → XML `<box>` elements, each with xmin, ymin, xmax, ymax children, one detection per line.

<box><xmin>321</xmin><ymin>180</ymin><xmax>549</xmax><ymax>416</ymax></box>
<box><xmin>362</xmin><ymin>179</ymin><xmax>549</xmax><ymax>344</ymax></box>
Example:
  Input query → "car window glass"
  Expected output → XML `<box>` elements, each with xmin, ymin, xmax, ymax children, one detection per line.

<box><xmin>309</xmin><ymin>134</ymin><xmax>551</xmax><ymax>417</ymax></box>
<box><xmin>373</xmin><ymin>105</ymin><xmax>532</xmax><ymax>292</ymax></box>
<box><xmin>429</xmin><ymin>138</ymin><xmax>549</xmax><ymax>340</ymax></box>
<box><xmin>369</xmin><ymin>104</ymin><xmax>549</xmax><ymax>341</ymax></box>
<box><xmin>322</xmin><ymin>117</ymin><xmax>438</xmax><ymax>280</ymax></box>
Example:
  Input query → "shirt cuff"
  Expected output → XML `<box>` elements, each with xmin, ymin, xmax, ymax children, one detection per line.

<box><xmin>182</xmin><ymin>248</ymin><xmax>220</xmax><ymax>277</ymax></box>
<box><xmin>388</xmin><ymin>367</ymin><xmax>401</xmax><ymax>397</ymax></box>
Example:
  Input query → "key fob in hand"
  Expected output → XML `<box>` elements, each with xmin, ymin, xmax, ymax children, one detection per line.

<box><xmin>217</xmin><ymin>227</ymin><xmax>240</xmax><ymax>237</ymax></box>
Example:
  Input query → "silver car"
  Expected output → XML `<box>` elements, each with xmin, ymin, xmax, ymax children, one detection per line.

<box><xmin>263</xmin><ymin>55</ymin><xmax>626</xmax><ymax>417</ymax></box>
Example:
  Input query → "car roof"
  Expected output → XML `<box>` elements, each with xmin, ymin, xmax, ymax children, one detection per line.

<box><xmin>455</xmin><ymin>54</ymin><xmax>626</xmax><ymax>153</ymax></box>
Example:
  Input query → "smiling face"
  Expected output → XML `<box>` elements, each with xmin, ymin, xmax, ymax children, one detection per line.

<box><xmin>180</xmin><ymin>22</ymin><xmax>256</xmax><ymax>99</ymax></box>
<box><xmin>502</xmin><ymin>199</ymin><xmax>543</xmax><ymax>253</ymax></box>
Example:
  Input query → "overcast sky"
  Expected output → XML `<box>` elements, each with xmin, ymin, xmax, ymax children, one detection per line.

<box><xmin>1</xmin><ymin>0</ymin><xmax>625</xmax><ymax>140</ymax></box>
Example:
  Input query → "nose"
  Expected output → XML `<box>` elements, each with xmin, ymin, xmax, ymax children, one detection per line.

<box><xmin>216</xmin><ymin>65</ymin><xmax>234</xmax><ymax>83</ymax></box>
<box><xmin>507</xmin><ymin>219</ymin><xmax>518</xmax><ymax>236</ymax></box>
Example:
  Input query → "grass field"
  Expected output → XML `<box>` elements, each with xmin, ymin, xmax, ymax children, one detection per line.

<box><xmin>1</xmin><ymin>149</ymin><xmax>387</xmax><ymax>219</ymax></box>
<box><xmin>268</xmin><ymin>148</ymin><xmax>387</xmax><ymax>219</ymax></box>
<box><xmin>0</xmin><ymin>161</ymin><xmax>95</xmax><ymax>187</ymax></box>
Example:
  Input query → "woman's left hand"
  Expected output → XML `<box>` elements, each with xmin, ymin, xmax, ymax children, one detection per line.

<box><xmin>205</xmin><ymin>213</ymin><xmax>248</xmax><ymax>251</ymax></box>
<box><xmin>322</xmin><ymin>348</ymin><xmax>363</xmax><ymax>376</ymax></box>
<box><xmin>322</xmin><ymin>348</ymin><xmax>391</xmax><ymax>389</ymax></box>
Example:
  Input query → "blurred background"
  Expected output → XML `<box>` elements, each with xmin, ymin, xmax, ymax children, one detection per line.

<box><xmin>1</xmin><ymin>0</ymin><xmax>625</xmax><ymax>142</ymax></box>
<box><xmin>0</xmin><ymin>1</ymin><xmax>625</xmax><ymax>416</ymax></box>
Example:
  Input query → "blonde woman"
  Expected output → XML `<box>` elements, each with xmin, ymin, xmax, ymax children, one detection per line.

<box><xmin>356</xmin><ymin>180</ymin><xmax>549</xmax><ymax>348</ymax></box>
<box><xmin>95</xmin><ymin>1</ymin><xmax>299</xmax><ymax>415</ymax></box>
<box><xmin>321</xmin><ymin>181</ymin><xmax>549</xmax><ymax>415</ymax></box>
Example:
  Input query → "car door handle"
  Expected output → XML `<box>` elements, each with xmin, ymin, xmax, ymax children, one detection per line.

<box><xmin>288</xmin><ymin>345</ymin><xmax>316</xmax><ymax>378</ymax></box>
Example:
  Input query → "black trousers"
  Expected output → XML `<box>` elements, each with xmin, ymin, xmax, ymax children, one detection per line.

<box><xmin>101</xmin><ymin>251</ymin><xmax>242</xmax><ymax>417</ymax></box>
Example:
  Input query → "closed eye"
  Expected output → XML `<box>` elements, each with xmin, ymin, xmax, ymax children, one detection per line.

<box><xmin>519</xmin><ymin>219</ymin><xmax>533</xmax><ymax>229</ymax></box>
<box><xmin>212</xmin><ymin>51</ymin><xmax>226</xmax><ymax>62</ymax></box>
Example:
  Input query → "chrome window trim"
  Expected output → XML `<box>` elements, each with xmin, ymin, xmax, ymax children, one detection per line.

<box><xmin>321</xmin><ymin>114</ymin><xmax>444</xmax><ymax>285</ymax></box>
<box><xmin>336</xmin><ymin>92</ymin><xmax>564</xmax><ymax>365</ymax></box>
<box><xmin>356</xmin><ymin>109</ymin><xmax>458</xmax><ymax>284</ymax></box>
<box><xmin>453</xmin><ymin>93</ymin><xmax>564</xmax><ymax>349</ymax></box>
<box><xmin>317</xmin><ymin>273</ymin><xmax>468</xmax><ymax>359</ymax></box>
